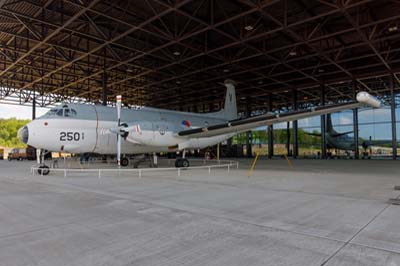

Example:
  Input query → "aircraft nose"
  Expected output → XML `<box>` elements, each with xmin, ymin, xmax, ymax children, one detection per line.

<box><xmin>17</xmin><ymin>126</ymin><xmax>29</xmax><ymax>144</ymax></box>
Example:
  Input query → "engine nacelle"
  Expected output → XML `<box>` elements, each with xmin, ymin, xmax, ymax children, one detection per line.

<box><xmin>356</xmin><ymin>92</ymin><xmax>381</xmax><ymax>108</ymax></box>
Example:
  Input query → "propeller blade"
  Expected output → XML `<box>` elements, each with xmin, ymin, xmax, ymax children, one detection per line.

<box><xmin>116</xmin><ymin>95</ymin><xmax>122</xmax><ymax>166</ymax></box>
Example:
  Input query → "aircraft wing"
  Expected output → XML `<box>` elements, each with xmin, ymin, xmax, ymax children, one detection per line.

<box><xmin>178</xmin><ymin>102</ymin><xmax>369</xmax><ymax>138</ymax></box>
<box><xmin>331</xmin><ymin>131</ymin><xmax>354</xmax><ymax>138</ymax></box>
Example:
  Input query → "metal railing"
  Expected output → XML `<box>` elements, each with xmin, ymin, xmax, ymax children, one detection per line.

<box><xmin>30</xmin><ymin>159</ymin><xmax>239</xmax><ymax>178</ymax></box>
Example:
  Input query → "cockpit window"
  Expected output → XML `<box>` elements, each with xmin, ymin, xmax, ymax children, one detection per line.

<box><xmin>47</xmin><ymin>109</ymin><xmax>58</xmax><ymax>116</ymax></box>
<box><xmin>64</xmin><ymin>109</ymin><xmax>77</xmax><ymax>117</ymax></box>
<box><xmin>44</xmin><ymin>107</ymin><xmax>77</xmax><ymax>118</ymax></box>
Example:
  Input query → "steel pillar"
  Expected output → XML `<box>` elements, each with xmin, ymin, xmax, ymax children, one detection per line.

<box><xmin>320</xmin><ymin>83</ymin><xmax>327</xmax><ymax>159</ymax></box>
<box><xmin>286</xmin><ymin>122</ymin><xmax>291</xmax><ymax>156</ymax></box>
<box><xmin>102</xmin><ymin>71</ymin><xmax>107</xmax><ymax>106</ymax></box>
<box><xmin>268</xmin><ymin>93</ymin><xmax>274</xmax><ymax>158</ymax></box>
<box><xmin>292</xmin><ymin>89</ymin><xmax>298</xmax><ymax>158</ymax></box>
<box><xmin>353</xmin><ymin>80</ymin><xmax>359</xmax><ymax>159</ymax></box>
<box><xmin>32</xmin><ymin>88</ymin><xmax>36</xmax><ymax>120</ymax></box>
<box><xmin>390</xmin><ymin>74</ymin><xmax>397</xmax><ymax>160</ymax></box>
<box><xmin>245</xmin><ymin>97</ymin><xmax>252</xmax><ymax>158</ymax></box>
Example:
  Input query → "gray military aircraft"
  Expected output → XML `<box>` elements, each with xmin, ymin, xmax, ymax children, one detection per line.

<box><xmin>307</xmin><ymin>114</ymin><xmax>391</xmax><ymax>153</ymax></box>
<box><xmin>18</xmin><ymin>80</ymin><xmax>380</xmax><ymax>173</ymax></box>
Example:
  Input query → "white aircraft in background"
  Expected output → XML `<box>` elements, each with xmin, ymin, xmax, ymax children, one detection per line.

<box><xmin>18</xmin><ymin>80</ymin><xmax>380</xmax><ymax>174</ymax></box>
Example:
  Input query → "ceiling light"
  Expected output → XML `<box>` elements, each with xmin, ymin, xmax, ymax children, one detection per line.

<box><xmin>318</xmin><ymin>69</ymin><xmax>324</xmax><ymax>73</ymax></box>
<box><xmin>241</xmin><ymin>96</ymin><xmax>246</xmax><ymax>100</ymax></box>
<box><xmin>389</xmin><ymin>26</ymin><xmax>398</xmax><ymax>32</ymax></box>
<box><xmin>176</xmin><ymin>81</ymin><xmax>181</xmax><ymax>84</ymax></box>
<box><xmin>126</xmin><ymin>68</ymin><xmax>133</xmax><ymax>73</ymax></box>
<box><xmin>258</xmin><ymin>80</ymin><xmax>263</xmax><ymax>85</ymax></box>
<box><xmin>173</xmin><ymin>51</ymin><xmax>181</xmax><ymax>56</ymax></box>
<box><xmin>244</xmin><ymin>25</ymin><xmax>254</xmax><ymax>31</ymax></box>
<box><xmin>289</xmin><ymin>51</ymin><xmax>297</xmax><ymax>56</ymax></box>
<box><xmin>223</xmin><ymin>69</ymin><xmax>230</xmax><ymax>73</ymax></box>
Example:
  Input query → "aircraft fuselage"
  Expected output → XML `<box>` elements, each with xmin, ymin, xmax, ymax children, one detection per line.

<box><xmin>22</xmin><ymin>104</ymin><xmax>234</xmax><ymax>154</ymax></box>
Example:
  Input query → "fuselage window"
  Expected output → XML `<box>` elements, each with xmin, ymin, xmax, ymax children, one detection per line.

<box><xmin>56</xmin><ymin>109</ymin><xmax>64</xmax><ymax>116</ymax></box>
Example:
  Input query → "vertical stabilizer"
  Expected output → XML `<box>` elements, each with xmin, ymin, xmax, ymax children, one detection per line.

<box><xmin>326</xmin><ymin>114</ymin><xmax>334</xmax><ymax>133</ymax></box>
<box><xmin>222</xmin><ymin>79</ymin><xmax>238</xmax><ymax>120</ymax></box>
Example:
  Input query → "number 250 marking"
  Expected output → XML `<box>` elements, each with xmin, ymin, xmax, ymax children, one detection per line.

<box><xmin>60</xmin><ymin>132</ymin><xmax>83</xmax><ymax>141</ymax></box>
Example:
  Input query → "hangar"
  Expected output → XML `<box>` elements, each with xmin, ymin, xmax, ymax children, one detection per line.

<box><xmin>2</xmin><ymin>1</ymin><xmax>400</xmax><ymax>266</ymax></box>
<box><xmin>0</xmin><ymin>0</ymin><xmax>399</xmax><ymax>160</ymax></box>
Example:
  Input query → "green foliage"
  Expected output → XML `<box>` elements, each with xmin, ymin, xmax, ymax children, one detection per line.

<box><xmin>0</xmin><ymin>118</ymin><xmax>30</xmax><ymax>148</ymax></box>
<box><xmin>232</xmin><ymin>128</ymin><xmax>321</xmax><ymax>145</ymax></box>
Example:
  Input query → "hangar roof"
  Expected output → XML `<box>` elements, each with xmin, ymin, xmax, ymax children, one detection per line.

<box><xmin>0</xmin><ymin>0</ymin><xmax>399</xmax><ymax>112</ymax></box>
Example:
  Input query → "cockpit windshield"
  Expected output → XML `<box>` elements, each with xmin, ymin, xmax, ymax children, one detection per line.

<box><xmin>43</xmin><ymin>105</ymin><xmax>77</xmax><ymax>118</ymax></box>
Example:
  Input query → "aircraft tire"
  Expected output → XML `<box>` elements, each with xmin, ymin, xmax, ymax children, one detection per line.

<box><xmin>181</xmin><ymin>159</ymin><xmax>189</xmax><ymax>168</ymax></box>
<box><xmin>37</xmin><ymin>165</ymin><xmax>50</xmax><ymax>175</ymax></box>
<box><xmin>120</xmin><ymin>157</ymin><xmax>129</xmax><ymax>167</ymax></box>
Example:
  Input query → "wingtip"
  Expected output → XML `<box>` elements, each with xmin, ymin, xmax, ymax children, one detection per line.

<box><xmin>356</xmin><ymin>91</ymin><xmax>381</xmax><ymax>108</ymax></box>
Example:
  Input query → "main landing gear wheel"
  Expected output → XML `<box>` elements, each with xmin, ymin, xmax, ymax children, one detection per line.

<box><xmin>175</xmin><ymin>158</ymin><xmax>189</xmax><ymax>168</ymax></box>
<box><xmin>120</xmin><ymin>157</ymin><xmax>129</xmax><ymax>167</ymax></box>
<box><xmin>37</xmin><ymin>165</ymin><xmax>50</xmax><ymax>175</ymax></box>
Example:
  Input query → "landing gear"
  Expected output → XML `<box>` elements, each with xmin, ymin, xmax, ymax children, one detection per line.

<box><xmin>37</xmin><ymin>165</ymin><xmax>50</xmax><ymax>175</ymax></box>
<box><xmin>175</xmin><ymin>149</ymin><xmax>189</xmax><ymax>168</ymax></box>
<box><xmin>120</xmin><ymin>157</ymin><xmax>129</xmax><ymax>167</ymax></box>
<box><xmin>36</xmin><ymin>149</ymin><xmax>50</xmax><ymax>175</ymax></box>
<box><xmin>175</xmin><ymin>158</ymin><xmax>189</xmax><ymax>168</ymax></box>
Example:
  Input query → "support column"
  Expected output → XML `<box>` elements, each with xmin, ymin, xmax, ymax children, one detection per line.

<box><xmin>245</xmin><ymin>97</ymin><xmax>252</xmax><ymax>158</ymax></box>
<box><xmin>320</xmin><ymin>83</ymin><xmax>327</xmax><ymax>159</ymax></box>
<box><xmin>390</xmin><ymin>74</ymin><xmax>397</xmax><ymax>160</ymax></box>
<box><xmin>32</xmin><ymin>87</ymin><xmax>36</xmax><ymax>120</ymax></box>
<box><xmin>292</xmin><ymin>89</ymin><xmax>298</xmax><ymax>158</ymax></box>
<box><xmin>102</xmin><ymin>71</ymin><xmax>107</xmax><ymax>106</ymax></box>
<box><xmin>286</xmin><ymin>122</ymin><xmax>291</xmax><ymax>156</ymax></box>
<box><xmin>353</xmin><ymin>80</ymin><xmax>359</xmax><ymax>159</ymax></box>
<box><xmin>268</xmin><ymin>93</ymin><xmax>274</xmax><ymax>158</ymax></box>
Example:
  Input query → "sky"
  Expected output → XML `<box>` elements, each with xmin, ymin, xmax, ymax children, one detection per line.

<box><xmin>0</xmin><ymin>103</ymin><xmax>399</xmax><ymax>140</ymax></box>
<box><xmin>0</xmin><ymin>104</ymin><xmax>47</xmax><ymax>120</ymax></box>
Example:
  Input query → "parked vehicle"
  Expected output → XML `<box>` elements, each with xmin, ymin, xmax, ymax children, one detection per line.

<box><xmin>8</xmin><ymin>146</ymin><xmax>36</xmax><ymax>161</ymax></box>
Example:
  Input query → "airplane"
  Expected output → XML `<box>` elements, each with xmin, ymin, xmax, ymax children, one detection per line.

<box><xmin>17</xmin><ymin>80</ymin><xmax>381</xmax><ymax>174</ymax></box>
<box><xmin>307</xmin><ymin>114</ymin><xmax>392</xmax><ymax>154</ymax></box>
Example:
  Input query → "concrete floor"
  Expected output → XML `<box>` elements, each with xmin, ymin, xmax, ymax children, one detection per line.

<box><xmin>0</xmin><ymin>159</ymin><xmax>400</xmax><ymax>266</ymax></box>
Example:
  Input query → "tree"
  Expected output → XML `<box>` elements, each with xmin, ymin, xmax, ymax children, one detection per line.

<box><xmin>0</xmin><ymin>118</ymin><xmax>30</xmax><ymax>147</ymax></box>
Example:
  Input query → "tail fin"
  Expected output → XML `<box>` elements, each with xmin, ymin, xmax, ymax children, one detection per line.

<box><xmin>326</xmin><ymin>114</ymin><xmax>333</xmax><ymax>133</ymax></box>
<box><xmin>221</xmin><ymin>79</ymin><xmax>238</xmax><ymax>120</ymax></box>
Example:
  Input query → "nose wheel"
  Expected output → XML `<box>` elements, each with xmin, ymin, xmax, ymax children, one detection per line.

<box><xmin>37</xmin><ymin>165</ymin><xmax>50</xmax><ymax>175</ymax></box>
<box><xmin>36</xmin><ymin>149</ymin><xmax>50</xmax><ymax>175</ymax></box>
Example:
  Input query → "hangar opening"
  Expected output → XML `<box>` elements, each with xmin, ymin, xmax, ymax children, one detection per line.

<box><xmin>0</xmin><ymin>0</ymin><xmax>399</xmax><ymax>160</ymax></box>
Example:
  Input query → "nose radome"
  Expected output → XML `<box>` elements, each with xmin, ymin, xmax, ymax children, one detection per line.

<box><xmin>17</xmin><ymin>126</ymin><xmax>29</xmax><ymax>144</ymax></box>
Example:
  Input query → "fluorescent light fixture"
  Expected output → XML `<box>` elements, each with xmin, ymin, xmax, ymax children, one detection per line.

<box><xmin>173</xmin><ymin>51</ymin><xmax>181</xmax><ymax>56</ymax></box>
<box><xmin>244</xmin><ymin>25</ymin><xmax>254</xmax><ymax>31</ymax></box>
<box><xmin>223</xmin><ymin>69</ymin><xmax>230</xmax><ymax>73</ymax></box>
<box><xmin>289</xmin><ymin>51</ymin><xmax>297</xmax><ymax>56</ymax></box>
<box><xmin>389</xmin><ymin>26</ymin><xmax>398</xmax><ymax>32</ymax></box>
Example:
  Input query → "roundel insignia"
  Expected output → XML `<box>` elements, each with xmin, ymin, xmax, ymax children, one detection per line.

<box><xmin>181</xmin><ymin>120</ymin><xmax>191</xmax><ymax>128</ymax></box>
